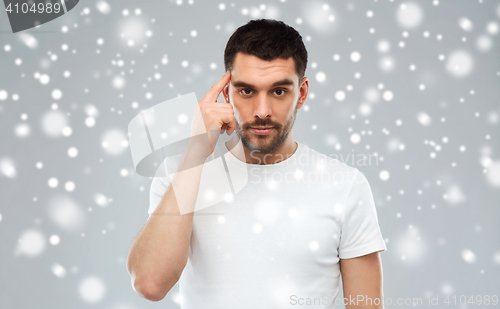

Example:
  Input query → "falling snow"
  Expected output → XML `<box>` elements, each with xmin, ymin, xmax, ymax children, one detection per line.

<box><xmin>0</xmin><ymin>1</ymin><xmax>498</xmax><ymax>307</ymax></box>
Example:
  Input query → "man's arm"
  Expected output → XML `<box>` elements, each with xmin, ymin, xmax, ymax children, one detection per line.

<box><xmin>126</xmin><ymin>147</ymin><xmax>206</xmax><ymax>301</ymax></box>
<box><xmin>126</xmin><ymin>70</ymin><xmax>234</xmax><ymax>302</ymax></box>
<box><xmin>340</xmin><ymin>251</ymin><xmax>385</xmax><ymax>309</ymax></box>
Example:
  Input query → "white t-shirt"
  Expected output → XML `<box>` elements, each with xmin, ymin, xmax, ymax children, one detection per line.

<box><xmin>148</xmin><ymin>141</ymin><xmax>387</xmax><ymax>308</ymax></box>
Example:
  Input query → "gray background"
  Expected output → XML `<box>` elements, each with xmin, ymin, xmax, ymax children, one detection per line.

<box><xmin>1</xmin><ymin>0</ymin><xmax>499</xmax><ymax>308</ymax></box>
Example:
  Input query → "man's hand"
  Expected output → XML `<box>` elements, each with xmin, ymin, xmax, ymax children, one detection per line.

<box><xmin>189</xmin><ymin>70</ymin><xmax>235</xmax><ymax>159</ymax></box>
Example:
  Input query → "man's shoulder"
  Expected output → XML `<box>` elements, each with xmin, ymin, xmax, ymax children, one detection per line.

<box><xmin>151</xmin><ymin>153</ymin><xmax>184</xmax><ymax>178</ymax></box>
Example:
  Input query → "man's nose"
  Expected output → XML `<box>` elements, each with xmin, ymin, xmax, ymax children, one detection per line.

<box><xmin>253</xmin><ymin>95</ymin><xmax>272</xmax><ymax>119</ymax></box>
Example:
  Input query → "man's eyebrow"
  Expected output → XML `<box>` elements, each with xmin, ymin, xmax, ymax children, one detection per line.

<box><xmin>232</xmin><ymin>78</ymin><xmax>295</xmax><ymax>88</ymax></box>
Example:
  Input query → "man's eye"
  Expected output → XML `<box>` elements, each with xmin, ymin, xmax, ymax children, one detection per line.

<box><xmin>238</xmin><ymin>89</ymin><xmax>287</xmax><ymax>96</ymax></box>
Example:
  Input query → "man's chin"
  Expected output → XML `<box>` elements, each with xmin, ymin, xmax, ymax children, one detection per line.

<box><xmin>246</xmin><ymin>139</ymin><xmax>280</xmax><ymax>153</ymax></box>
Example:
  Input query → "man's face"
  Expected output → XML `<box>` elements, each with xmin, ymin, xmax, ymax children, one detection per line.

<box><xmin>223</xmin><ymin>53</ymin><xmax>307</xmax><ymax>154</ymax></box>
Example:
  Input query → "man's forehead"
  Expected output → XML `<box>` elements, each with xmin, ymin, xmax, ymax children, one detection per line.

<box><xmin>231</xmin><ymin>53</ymin><xmax>298</xmax><ymax>87</ymax></box>
<box><xmin>234</xmin><ymin>52</ymin><xmax>294</xmax><ymax>68</ymax></box>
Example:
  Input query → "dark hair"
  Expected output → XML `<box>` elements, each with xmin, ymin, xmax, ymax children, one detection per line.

<box><xmin>224</xmin><ymin>19</ymin><xmax>308</xmax><ymax>85</ymax></box>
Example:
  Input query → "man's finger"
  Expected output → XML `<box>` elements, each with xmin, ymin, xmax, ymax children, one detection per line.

<box><xmin>203</xmin><ymin>70</ymin><xmax>231</xmax><ymax>103</ymax></box>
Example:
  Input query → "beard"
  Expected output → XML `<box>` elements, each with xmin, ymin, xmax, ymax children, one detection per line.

<box><xmin>232</xmin><ymin>97</ymin><xmax>299</xmax><ymax>154</ymax></box>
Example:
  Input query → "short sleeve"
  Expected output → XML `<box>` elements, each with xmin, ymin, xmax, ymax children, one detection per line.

<box><xmin>148</xmin><ymin>175</ymin><xmax>173</xmax><ymax>219</ymax></box>
<box><xmin>147</xmin><ymin>155</ymin><xmax>182</xmax><ymax>220</ymax></box>
<box><xmin>338</xmin><ymin>169</ymin><xmax>387</xmax><ymax>259</ymax></box>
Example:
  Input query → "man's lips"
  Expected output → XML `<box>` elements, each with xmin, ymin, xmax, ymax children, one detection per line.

<box><xmin>250</xmin><ymin>127</ymin><xmax>274</xmax><ymax>135</ymax></box>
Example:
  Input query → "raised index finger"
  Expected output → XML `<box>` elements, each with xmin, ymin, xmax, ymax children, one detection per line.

<box><xmin>203</xmin><ymin>70</ymin><xmax>231</xmax><ymax>103</ymax></box>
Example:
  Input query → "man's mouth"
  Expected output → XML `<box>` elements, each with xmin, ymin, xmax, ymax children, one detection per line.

<box><xmin>250</xmin><ymin>127</ymin><xmax>274</xmax><ymax>135</ymax></box>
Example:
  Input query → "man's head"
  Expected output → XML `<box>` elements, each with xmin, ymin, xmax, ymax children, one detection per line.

<box><xmin>222</xmin><ymin>19</ymin><xmax>309</xmax><ymax>154</ymax></box>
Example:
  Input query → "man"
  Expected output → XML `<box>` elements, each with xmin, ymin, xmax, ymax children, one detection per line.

<box><xmin>127</xmin><ymin>19</ymin><xmax>387</xmax><ymax>308</ymax></box>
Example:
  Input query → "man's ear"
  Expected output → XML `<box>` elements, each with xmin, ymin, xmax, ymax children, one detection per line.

<box><xmin>223</xmin><ymin>84</ymin><xmax>230</xmax><ymax>103</ymax></box>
